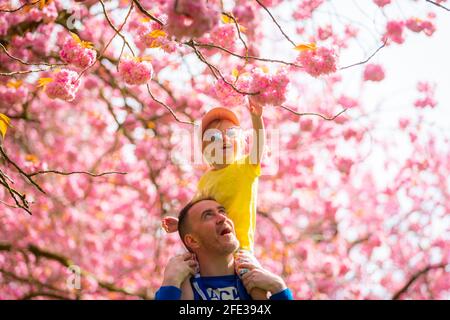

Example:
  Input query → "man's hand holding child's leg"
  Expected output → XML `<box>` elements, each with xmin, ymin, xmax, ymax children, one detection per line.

<box><xmin>235</xmin><ymin>250</ymin><xmax>269</xmax><ymax>300</ymax></box>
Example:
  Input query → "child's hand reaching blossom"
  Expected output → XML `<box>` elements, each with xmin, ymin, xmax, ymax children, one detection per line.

<box><xmin>248</xmin><ymin>97</ymin><xmax>264</xmax><ymax>118</ymax></box>
<box><xmin>162</xmin><ymin>216</ymin><xmax>179</xmax><ymax>233</ymax></box>
<box><xmin>247</xmin><ymin>96</ymin><xmax>265</xmax><ymax>165</ymax></box>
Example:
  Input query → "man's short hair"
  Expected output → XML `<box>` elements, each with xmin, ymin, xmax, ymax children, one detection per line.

<box><xmin>178</xmin><ymin>197</ymin><xmax>216</xmax><ymax>251</ymax></box>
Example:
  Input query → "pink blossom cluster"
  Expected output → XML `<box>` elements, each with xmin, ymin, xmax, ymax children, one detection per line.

<box><xmin>26</xmin><ymin>1</ymin><xmax>58</xmax><ymax>23</ymax></box>
<box><xmin>165</xmin><ymin>0</ymin><xmax>220</xmax><ymax>39</ymax></box>
<box><xmin>343</xmin><ymin>128</ymin><xmax>364</xmax><ymax>142</ymax></box>
<box><xmin>373</xmin><ymin>0</ymin><xmax>391</xmax><ymax>7</ymax></box>
<box><xmin>297</xmin><ymin>46</ymin><xmax>338</xmax><ymax>77</ymax></box>
<box><xmin>293</xmin><ymin>0</ymin><xmax>324</xmax><ymax>20</ymax></box>
<box><xmin>0</xmin><ymin>2</ymin><xmax>56</xmax><ymax>37</ymax></box>
<box><xmin>336</xmin><ymin>157</ymin><xmax>353</xmax><ymax>175</ymax></box>
<box><xmin>300</xmin><ymin>118</ymin><xmax>313</xmax><ymax>131</ymax></box>
<box><xmin>248</xmin><ymin>68</ymin><xmax>289</xmax><ymax>106</ymax></box>
<box><xmin>45</xmin><ymin>69</ymin><xmax>81</xmax><ymax>102</ymax></box>
<box><xmin>136</xmin><ymin>20</ymin><xmax>178</xmax><ymax>53</ymax></box>
<box><xmin>118</xmin><ymin>58</ymin><xmax>154</xmax><ymax>86</ymax></box>
<box><xmin>232</xmin><ymin>2</ymin><xmax>256</xmax><ymax>24</ymax></box>
<box><xmin>317</xmin><ymin>25</ymin><xmax>333</xmax><ymax>41</ymax></box>
<box><xmin>363</xmin><ymin>64</ymin><xmax>385</xmax><ymax>82</ymax></box>
<box><xmin>209</xmin><ymin>24</ymin><xmax>237</xmax><ymax>51</ymax></box>
<box><xmin>398</xmin><ymin>118</ymin><xmax>410</xmax><ymax>129</ymax></box>
<box><xmin>0</xmin><ymin>84</ymin><xmax>28</xmax><ymax>108</ymax></box>
<box><xmin>7</xmin><ymin>24</ymin><xmax>52</xmax><ymax>59</ymax></box>
<box><xmin>60</xmin><ymin>38</ymin><xmax>97</xmax><ymax>69</ymax></box>
<box><xmin>337</xmin><ymin>95</ymin><xmax>358</xmax><ymax>109</ymax></box>
<box><xmin>405</xmin><ymin>18</ymin><xmax>436</xmax><ymax>36</ymax></box>
<box><xmin>414</xmin><ymin>81</ymin><xmax>437</xmax><ymax>108</ymax></box>
<box><xmin>344</xmin><ymin>24</ymin><xmax>359</xmax><ymax>39</ymax></box>
<box><xmin>0</xmin><ymin>15</ymin><xmax>7</xmax><ymax>37</ymax></box>
<box><xmin>232</xmin><ymin>2</ymin><xmax>262</xmax><ymax>40</ymax></box>
<box><xmin>258</xmin><ymin>0</ymin><xmax>282</xmax><ymax>7</ymax></box>
<box><xmin>213</xmin><ymin>77</ymin><xmax>248</xmax><ymax>107</ymax></box>
<box><xmin>383</xmin><ymin>21</ymin><xmax>405</xmax><ymax>44</ymax></box>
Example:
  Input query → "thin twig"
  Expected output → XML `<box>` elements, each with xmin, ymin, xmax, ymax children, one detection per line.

<box><xmin>279</xmin><ymin>105</ymin><xmax>347</xmax><ymax>121</ymax></box>
<box><xmin>99</xmin><ymin>0</ymin><xmax>135</xmax><ymax>56</ymax></box>
<box><xmin>425</xmin><ymin>0</ymin><xmax>450</xmax><ymax>11</ymax></box>
<box><xmin>0</xmin><ymin>43</ymin><xmax>66</xmax><ymax>67</ymax></box>
<box><xmin>0</xmin><ymin>199</ymin><xmax>21</xmax><ymax>209</ymax></box>
<box><xmin>132</xmin><ymin>0</ymin><xmax>165</xmax><ymax>25</ymax></box>
<box><xmin>1</xmin><ymin>243</ymin><xmax>152</xmax><ymax>299</ymax></box>
<box><xmin>191</xmin><ymin>41</ymin><xmax>302</xmax><ymax>68</ymax></box>
<box><xmin>187</xmin><ymin>41</ymin><xmax>259</xmax><ymax>95</ymax></box>
<box><xmin>146</xmin><ymin>84</ymin><xmax>194</xmax><ymax>125</ymax></box>
<box><xmin>254</xmin><ymin>0</ymin><xmax>297</xmax><ymax>47</ymax></box>
<box><xmin>29</xmin><ymin>170</ymin><xmax>127</xmax><ymax>178</ymax></box>
<box><xmin>392</xmin><ymin>264</ymin><xmax>447</xmax><ymax>300</ymax></box>
<box><xmin>78</xmin><ymin>0</ymin><xmax>134</xmax><ymax>80</ymax></box>
<box><xmin>0</xmin><ymin>174</ymin><xmax>32</xmax><ymax>214</ymax></box>
<box><xmin>21</xmin><ymin>291</ymin><xmax>71</xmax><ymax>300</ymax></box>
<box><xmin>0</xmin><ymin>67</ymin><xmax>53</xmax><ymax>76</ymax></box>
<box><xmin>0</xmin><ymin>145</ymin><xmax>45</xmax><ymax>194</ymax></box>
<box><xmin>340</xmin><ymin>40</ymin><xmax>387</xmax><ymax>70</ymax></box>
<box><xmin>221</xmin><ymin>12</ymin><xmax>249</xmax><ymax>56</ymax></box>
<box><xmin>0</xmin><ymin>0</ymin><xmax>40</xmax><ymax>13</ymax></box>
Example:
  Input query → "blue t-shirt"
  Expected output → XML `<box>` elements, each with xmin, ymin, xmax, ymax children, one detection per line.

<box><xmin>155</xmin><ymin>274</ymin><xmax>293</xmax><ymax>300</ymax></box>
<box><xmin>190</xmin><ymin>274</ymin><xmax>251</xmax><ymax>300</ymax></box>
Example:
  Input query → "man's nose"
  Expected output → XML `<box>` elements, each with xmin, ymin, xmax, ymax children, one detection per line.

<box><xmin>216</xmin><ymin>212</ymin><xmax>227</xmax><ymax>224</ymax></box>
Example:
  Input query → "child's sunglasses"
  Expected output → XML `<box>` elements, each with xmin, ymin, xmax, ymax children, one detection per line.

<box><xmin>203</xmin><ymin>127</ymin><xmax>241</xmax><ymax>142</ymax></box>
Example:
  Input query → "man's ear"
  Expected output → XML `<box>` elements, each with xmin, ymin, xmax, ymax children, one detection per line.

<box><xmin>184</xmin><ymin>234</ymin><xmax>200</xmax><ymax>250</ymax></box>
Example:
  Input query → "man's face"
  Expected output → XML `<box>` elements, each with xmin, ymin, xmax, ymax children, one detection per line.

<box><xmin>186</xmin><ymin>200</ymin><xmax>239</xmax><ymax>254</ymax></box>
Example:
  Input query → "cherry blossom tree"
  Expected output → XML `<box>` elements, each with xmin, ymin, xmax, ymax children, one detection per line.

<box><xmin>0</xmin><ymin>0</ymin><xmax>449</xmax><ymax>300</ymax></box>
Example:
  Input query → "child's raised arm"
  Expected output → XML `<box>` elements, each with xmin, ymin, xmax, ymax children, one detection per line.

<box><xmin>247</xmin><ymin>97</ymin><xmax>266</xmax><ymax>165</ymax></box>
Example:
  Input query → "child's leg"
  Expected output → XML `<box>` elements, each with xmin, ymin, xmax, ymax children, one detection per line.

<box><xmin>234</xmin><ymin>249</ymin><xmax>268</xmax><ymax>300</ymax></box>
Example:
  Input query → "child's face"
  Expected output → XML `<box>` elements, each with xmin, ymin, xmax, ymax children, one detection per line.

<box><xmin>202</xmin><ymin>119</ymin><xmax>241</xmax><ymax>167</ymax></box>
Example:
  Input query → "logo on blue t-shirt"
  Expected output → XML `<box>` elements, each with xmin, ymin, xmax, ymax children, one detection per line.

<box><xmin>206</xmin><ymin>286</ymin><xmax>240</xmax><ymax>300</ymax></box>
<box><xmin>191</xmin><ymin>274</ymin><xmax>251</xmax><ymax>300</ymax></box>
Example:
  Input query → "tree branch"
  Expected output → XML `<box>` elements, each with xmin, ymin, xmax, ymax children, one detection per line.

<box><xmin>425</xmin><ymin>0</ymin><xmax>450</xmax><ymax>11</ymax></box>
<box><xmin>279</xmin><ymin>105</ymin><xmax>347</xmax><ymax>121</ymax></box>
<box><xmin>132</xmin><ymin>0</ymin><xmax>165</xmax><ymax>25</ymax></box>
<box><xmin>191</xmin><ymin>41</ymin><xmax>302</xmax><ymax>68</ymax></box>
<box><xmin>186</xmin><ymin>40</ymin><xmax>260</xmax><ymax>95</ymax></box>
<box><xmin>254</xmin><ymin>0</ymin><xmax>297</xmax><ymax>47</ymax></box>
<box><xmin>28</xmin><ymin>170</ymin><xmax>127</xmax><ymax>178</ymax></box>
<box><xmin>146</xmin><ymin>84</ymin><xmax>195</xmax><ymax>125</ymax></box>
<box><xmin>0</xmin><ymin>0</ymin><xmax>40</xmax><ymax>13</ymax></box>
<box><xmin>0</xmin><ymin>242</ymin><xmax>152</xmax><ymax>300</ymax></box>
<box><xmin>0</xmin><ymin>144</ymin><xmax>46</xmax><ymax>194</ymax></box>
<box><xmin>0</xmin><ymin>42</ymin><xmax>66</xmax><ymax>67</ymax></box>
<box><xmin>340</xmin><ymin>39</ymin><xmax>387</xmax><ymax>70</ymax></box>
<box><xmin>78</xmin><ymin>1</ymin><xmax>134</xmax><ymax>79</ymax></box>
<box><xmin>392</xmin><ymin>264</ymin><xmax>448</xmax><ymax>300</ymax></box>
